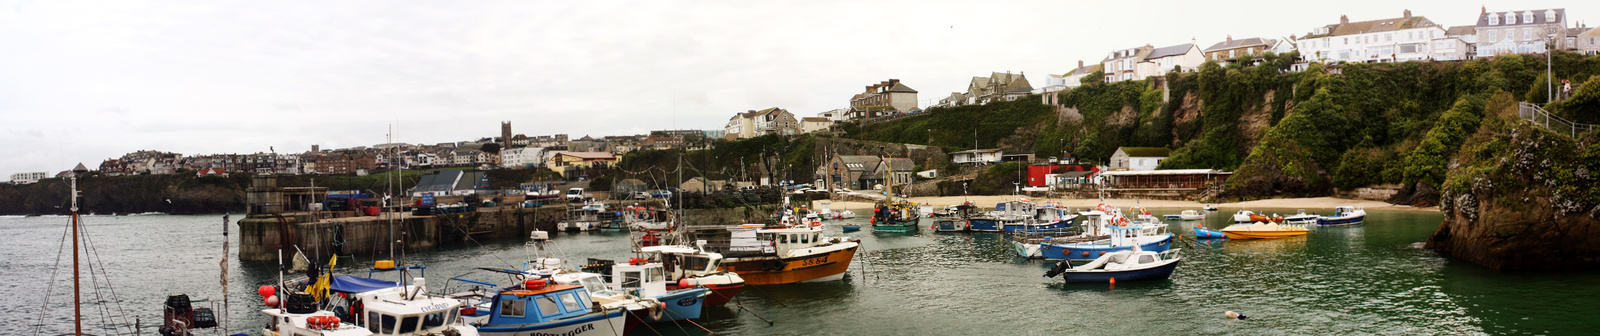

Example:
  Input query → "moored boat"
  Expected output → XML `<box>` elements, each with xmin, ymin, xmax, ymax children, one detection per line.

<box><xmin>1193</xmin><ymin>227</ymin><xmax>1227</xmax><ymax>239</ymax></box>
<box><xmin>1219</xmin><ymin>222</ymin><xmax>1309</xmax><ymax>239</ymax></box>
<box><xmin>1282</xmin><ymin>209</ymin><xmax>1319</xmax><ymax>225</ymax></box>
<box><xmin>451</xmin><ymin>279</ymin><xmax>628</xmax><ymax>336</ymax></box>
<box><xmin>699</xmin><ymin>224</ymin><xmax>861</xmax><ymax>285</ymax></box>
<box><xmin>932</xmin><ymin>217</ymin><xmax>970</xmax><ymax>232</ymax></box>
<box><xmin>636</xmin><ymin>245</ymin><xmax>746</xmax><ymax>307</ymax></box>
<box><xmin>1317</xmin><ymin>206</ymin><xmax>1367</xmax><ymax>226</ymax></box>
<box><xmin>1036</xmin><ymin>206</ymin><xmax>1173</xmax><ymax>260</ymax></box>
<box><xmin>1044</xmin><ymin>248</ymin><xmax>1182</xmax><ymax>283</ymax></box>
<box><xmin>870</xmin><ymin>200</ymin><xmax>920</xmax><ymax>233</ymax></box>
<box><xmin>1231</xmin><ymin>210</ymin><xmax>1283</xmax><ymax>223</ymax></box>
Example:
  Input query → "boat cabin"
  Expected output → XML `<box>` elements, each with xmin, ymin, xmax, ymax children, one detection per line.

<box><xmin>610</xmin><ymin>260</ymin><xmax>672</xmax><ymax>298</ymax></box>
<box><xmin>754</xmin><ymin>226</ymin><xmax>828</xmax><ymax>258</ymax></box>
<box><xmin>482</xmin><ymin>282</ymin><xmax>596</xmax><ymax>327</ymax></box>
<box><xmin>1333</xmin><ymin>206</ymin><xmax>1357</xmax><ymax>215</ymax></box>
<box><xmin>639</xmin><ymin>245</ymin><xmax>724</xmax><ymax>280</ymax></box>
<box><xmin>261</xmin><ymin>308</ymin><xmax>375</xmax><ymax>336</ymax></box>
<box><xmin>326</xmin><ymin>276</ymin><xmax>469</xmax><ymax>336</ymax></box>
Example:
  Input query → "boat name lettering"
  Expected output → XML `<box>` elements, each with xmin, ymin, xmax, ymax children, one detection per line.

<box><xmin>421</xmin><ymin>302</ymin><xmax>454</xmax><ymax>311</ymax></box>
<box><xmin>800</xmin><ymin>256</ymin><xmax>829</xmax><ymax>266</ymax></box>
<box><xmin>529</xmin><ymin>323</ymin><xmax>593</xmax><ymax>336</ymax></box>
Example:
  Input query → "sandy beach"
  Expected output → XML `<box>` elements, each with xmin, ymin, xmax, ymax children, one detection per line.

<box><xmin>811</xmin><ymin>195</ymin><xmax>1436</xmax><ymax>212</ymax></box>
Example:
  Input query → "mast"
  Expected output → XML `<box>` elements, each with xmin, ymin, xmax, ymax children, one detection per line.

<box><xmin>69</xmin><ymin>163</ymin><xmax>84</xmax><ymax>336</ymax></box>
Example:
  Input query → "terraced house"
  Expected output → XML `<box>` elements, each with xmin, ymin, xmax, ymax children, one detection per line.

<box><xmin>1298</xmin><ymin>10</ymin><xmax>1445</xmax><ymax>63</ymax></box>
<box><xmin>1475</xmin><ymin>7</ymin><xmax>1568</xmax><ymax>57</ymax></box>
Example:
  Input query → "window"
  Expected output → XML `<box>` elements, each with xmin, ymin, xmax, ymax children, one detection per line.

<box><xmin>1487</xmin><ymin>31</ymin><xmax>1498</xmax><ymax>41</ymax></box>
<box><xmin>814</xmin><ymin>233</ymin><xmax>820</xmax><ymax>243</ymax></box>
<box><xmin>536</xmin><ymin>296</ymin><xmax>560</xmax><ymax>316</ymax></box>
<box><xmin>646</xmin><ymin>267</ymin><xmax>665</xmax><ymax>282</ymax></box>
<box><xmin>622</xmin><ymin>271</ymin><xmax>642</xmax><ymax>288</ymax></box>
<box><xmin>1505</xmin><ymin>13</ymin><xmax>1515</xmax><ymax>25</ymax></box>
<box><xmin>421</xmin><ymin>311</ymin><xmax>447</xmax><ymax>330</ymax></box>
<box><xmin>1139</xmin><ymin>255</ymin><xmax>1155</xmax><ymax>263</ymax></box>
<box><xmin>1436</xmin><ymin>40</ymin><xmax>1456</xmax><ymax>49</ymax></box>
<box><xmin>1343</xmin><ymin>37</ymin><xmax>1349</xmax><ymax>45</ymax></box>
<box><xmin>1489</xmin><ymin>14</ymin><xmax>1499</xmax><ymax>25</ymax></box>
<box><xmin>368</xmin><ymin>312</ymin><xmax>382</xmax><ymax>333</ymax></box>
<box><xmin>500</xmin><ymin>300</ymin><xmax>526</xmax><ymax>317</ymax></box>
<box><xmin>399</xmin><ymin>316</ymin><xmax>420</xmax><ymax>334</ymax></box>
<box><xmin>577</xmin><ymin>291</ymin><xmax>591</xmax><ymax>306</ymax></box>
<box><xmin>1523</xmin><ymin>12</ymin><xmax>1533</xmax><ymax>24</ymax></box>
<box><xmin>1400</xmin><ymin>44</ymin><xmax>1419</xmax><ymax>53</ymax></box>
<box><xmin>1546</xmin><ymin>10</ymin><xmax>1557</xmax><ymax>23</ymax></box>
<box><xmin>1523</xmin><ymin>28</ymin><xmax>1532</xmax><ymax>40</ymax></box>
<box><xmin>1385</xmin><ymin>33</ymin><xmax>1392</xmax><ymax>42</ymax></box>
<box><xmin>1506</xmin><ymin>29</ymin><xmax>1514</xmax><ymax>41</ymax></box>
<box><xmin>800</xmin><ymin>233</ymin><xmax>809</xmax><ymax>243</ymax></box>
<box><xmin>559</xmin><ymin>293</ymin><xmax>582</xmax><ymax>312</ymax></box>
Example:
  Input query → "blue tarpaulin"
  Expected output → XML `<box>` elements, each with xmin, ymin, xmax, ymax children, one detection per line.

<box><xmin>328</xmin><ymin>275</ymin><xmax>399</xmax><ymax>293</ymax></box>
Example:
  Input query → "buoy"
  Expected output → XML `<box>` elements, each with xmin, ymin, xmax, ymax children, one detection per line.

<box><xmin>265</xmin><ymin>295</ymin><xmax>279</xmax><ymax>307</ymax></box>
<box><xmin>258</xmin><ymin>285</ymin><xmax>275</xmax><ymax>298</ymax></box>
<box><xmin>1081</xmin><ymin>251</ymin><xmax>1090</xmax><ymax>257</ymax></box>
<box><xmin>678</xmin><ymin>278</ymin><xmax>691</xmax><ymax>287</ymax></box>
<box><xmin>1225</xmin><ymin>311</ymin><xmax>1246</xmax><ymax>320</ymax></box>
<box><xmin>1109</xmin><ymin>277</ymin><xmax>1116</xmax><ymax>284</ymax></box>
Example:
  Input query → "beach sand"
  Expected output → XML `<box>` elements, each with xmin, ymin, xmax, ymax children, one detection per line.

<box><xmin>811</xmin><ymin>195</ymin><xmax>1435</xmax><ymax>212</ymax></box>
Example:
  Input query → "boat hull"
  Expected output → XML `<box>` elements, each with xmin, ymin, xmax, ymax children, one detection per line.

<box><xmin>873</xmin><ymin>219</ymin><xmax>920</xmax><ymax>233</ymax></box>
<box><xmin>933</xmin><ymin>219</ymin><xmax>970</xmax><ymax>232</ymax></box>
<box><xmin>720</xmin><ymin>245</ymin><xmax>858</xmax><ymax>285</ymax></box>
<box><xmin>1002</xmin><ymin>220</ymin><xmax>1072</xmax><ymax>233</ymax></box>
<box><xmin>1039</xmin><ymin>234</ymin><xmax>1173</xmax><ymax>260</ymax></box>
<box><xmin>1012</xmin><ymin>241</ymin><xmax>1044</xmax><ymax>258</ymax></box>
<box><xmin>667</xmin><ymin>283</ymin><xmax>742</xmax><ymax>306</ymax></box>
<box><xmin>652</xmin><ymin>288</ymin><xmax>708</xmax><ymax>321</ymax></box>
<box><xmin>476</xmin><ymin>310</ymin><xmax>625</xmax><ymax>336</ymax></box>
<box><xmin>1060</xmin><ymin>259</ymin><xmax>1181</xmax><ymax>283</ymax></box>
<box><xmin>1316</xmin><ymin>215</ymin><xmax>1364</xmax><ymax>226</ymax></box>
<box><xmin>1221</xmin><ymin>230</ymin><xmax>1308</xmax><ymax>239</ymax></box>
<box><xmin>1193</xmin><ymin>227</ymin><xmax>1227</xmax><ymax>239</ymax></box>
<box><xmin>841</xmin><ymin>225</ymin><xmax>861</xmax><ymax>232</ymax></box>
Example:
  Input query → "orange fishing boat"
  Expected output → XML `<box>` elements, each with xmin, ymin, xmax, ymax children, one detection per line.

<box><xmin>1219</xmin><ymin>222</ymin><xmax>1309</xmax><ymax>239</ymax></box>
<box><xmin>715</xmin><ymin>225</ymin><xmax>860</xmax><ymax>285</ymax></box>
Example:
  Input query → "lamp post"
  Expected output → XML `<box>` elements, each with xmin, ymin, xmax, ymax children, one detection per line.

<box><xmin>1548</xmin><ymin>33</ymin><xmax>1556</xmax><ymax>104</ymax></box>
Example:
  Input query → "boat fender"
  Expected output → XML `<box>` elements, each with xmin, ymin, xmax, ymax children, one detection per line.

<box><xmin>767</xmin><ymin>260</ymin><xmax>785</xmax><ymax>271</ymax></box>
<box><xmin>648</xmin><ymin>301</ymin><xmax>665</xmax><ymax>321</ymax></box>
<box><xmin>1099</xmin><ymin>251</ymin><xmax>1106</xmax><ymax>256</ymax></box>
<box><xmin>1225</xmin><ymin>311</ymin><xmax>1247</xmax><ymax>320</ymax></box>
<box><xmin>1081</xmin><ymin>251</ymin><xmax>1090</xmax><ymax>257</ymax></box>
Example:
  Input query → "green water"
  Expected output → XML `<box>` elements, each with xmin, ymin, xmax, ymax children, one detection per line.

<box><xmin>4</xmin><ymin>208</ymin><xmax>1598</xmax><ymax>335</ymax></box>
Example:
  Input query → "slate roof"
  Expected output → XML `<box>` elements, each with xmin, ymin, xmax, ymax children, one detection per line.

<box><xmin>950</xmin><ymin>148</ymin><xmax>1002</xmax><ymax>154</ymax></box>
<box><xmin>1475</xmin><ymin>9</ymin><xmax>1565</xmax><ymax>28</ymax></box>
<box><xmin>1203</xmin><ymin>38</ymin><xmax>1272</xmax><ymax>52</ymax></box>
<box><xmin>884</xmin><ymin>81</ymin><xmax>918</xmax><ymax>93</ymax></box>
<box><xmin>1445</xmin><ymin>26</ymin><xmax>1477</xmax><ymax>36</ymax></box>
<box><xmin>837</xmin><ymin>155</ymin><xmax>882</xmax><ymax>172</ymax></box>
<box><xmin>1319</xmin><ymin>16</ymin><xmax>1440</xmax><ymax>37</ymax></box>
<box><xmin>558</xmin><ymin>151</ymin><xmax>616</xmax><ymax>160</ymax></box>
<box><xmin>1146</xmin><ymin>43</ymin><xmax>1197</xmax><ymax>59</ymax></box>
<box><xmin>1117</xmin><ymin>147</ymin><xmax>1171</xmax><ymax>158</ymax></box>
<box><xmin>1067</xmin><ymin>64</ymin><xmax>1102</xmax><ymax>76</ymax></box>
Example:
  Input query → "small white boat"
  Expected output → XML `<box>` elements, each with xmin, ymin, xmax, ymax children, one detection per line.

<box><xmin>1282</xmin><ymin>209</ymin><xmax>1319</xmax><ymax>225</ymax></box>
<box><xmin>1163</xmin><ymin>210</ymin><xmax>1204</xmax><ymax>221</ymax></box>
<box><xmin>1044</xmin><ymin>247</ymin><xmax>1182</xmax><ymax>283</ymax></box>
<box><xmin>1203</xmin><ymin>204</ymin><xmax>1218</xmax><ymax>211</ymax></box>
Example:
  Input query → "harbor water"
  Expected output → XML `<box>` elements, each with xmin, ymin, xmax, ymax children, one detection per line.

<box><xmin>4</xmin><ymin>208</ymin><xmax>1599</xmax><ymax>335</ymax></box>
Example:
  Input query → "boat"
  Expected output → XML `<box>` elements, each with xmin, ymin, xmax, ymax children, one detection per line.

<box><xmin>323</xmin><ymin>275</ymin><xmax>480</xmax><ymax>336</ymax></box>
<box><xmin>1282</xmin><ymin>209</ymin><xmax>1319</xmax><ymax>225</ymax></box>
<box><xmin>1203</xmin><ymin>204</ymin><xmax>1218</xmax><ymax>211</ymax></box>
<box><xmin>1193</xmin><ymin>227</ymin><xmax>1227</xmax><ymax>239</ymax></box>
<box><xmin>870</xmin><ymin>200</ymin><xmax>920</xmax><ymax>233</ymax></box>
<box><xmin>688</xmin><ymin>223</ymin><xmax>860</xmax><ymax>285</ymax></box>
<box><xmin>1036</xmin><ymin>205</ymin><xmax>1173</xmax><ymax>261</ymax></box>
<box><xmin>841</xmin><ymin>222</ymin><xmax>861</xmax><ymax>232</ymax></box>
<box><xmin>932</xmin><ymin>217</ymin><xmax>970</xmax><ymax>232</ymax></box>
<box><xmin>1317</xmin><ymin>206</ymin><xmax>1367</xmax><ymax>226</ymax></box>
<box><xmin>1164</xmin><ymin>210</ymin><xmax>1204</xmax><ymax>221</ymax></box>
<box><xmin>637</xmin><ymin>245</ymin><xmax>746</xmax><ymax>307</ymax></box>
<box><xmin>260</xmin><ymin>291</ymin><xmax>375</xmax><ymax>336</ymax></box>
<box><xmin>1009</xmin><ymin>229</ymin><xmax>1081</xmax><ymax>258</ymax></box>
<box><xmin>1231</xmin><ymin>210</ymin><xmax>1283</xmax><ymax>223</ymax></box>
<box><xmin>1044</xmin><ymin>247</ymin><xmax>1182</xmax><ymax>283</ymax></box>
<box><xmin>1219</xmin><ymin>222</ymin><xmax>1310</xmax><ymax>239</ymax></box>
<box><xmin>832</xmin><ymin>210</ymin><xmax>857</xmax><ymax>220</ymax></box>
<box><xmin>557</xmin><ymin>204</ymin><xmax>606</xmax><ymax>232</ymax></box>
<box><xmin>1007</xmin><ymin>203</ymin><xmax>1077</xmax><ymax>233</ymax></box>
<box><xmin>580</xmin><ymin>258</ymin><xmax>710</xmax><ymax>322</ymax></box>
<box><xmin>449</xmin><ymin>277</ymin><xmax>629</xmax><ymax>336</ymax></box>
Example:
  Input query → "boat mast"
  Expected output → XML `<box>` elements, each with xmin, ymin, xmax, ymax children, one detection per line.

<box><xmin>69</xmin><ymin>163</ymin><xmax>85</xmax><ymax>336</ymax></box>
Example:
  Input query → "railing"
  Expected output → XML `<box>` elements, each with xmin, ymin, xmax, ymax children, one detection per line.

<box><xmin>1519</xmin><ymin>102</ymin><xmax>1598</xmax><ymax>138</ymax></box>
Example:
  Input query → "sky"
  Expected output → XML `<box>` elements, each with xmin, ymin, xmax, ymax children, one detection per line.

<box><xmin>2</xmin><ymin>0</ymin><xmax>1595</xmax><ymax>178</ymax></box>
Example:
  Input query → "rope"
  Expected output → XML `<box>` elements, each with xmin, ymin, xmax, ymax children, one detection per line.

<box><xmin>623</xmin><ymin>308</ymin><xmax>664</xmax><ymax>336</ymax></box>
<box><xmin>80</xmin><ymin>218</ymin><xmax>136</xmax><ymax>335</ymax></box>
<box><xmin>30</xmin><ymin>216</ymin><xmax>72</xmax><ymax>336</ymax></box>
<box><xmin>77</xmin><ymin>222</ymin><xmax>122</xmax><ymax>335</ymax></box>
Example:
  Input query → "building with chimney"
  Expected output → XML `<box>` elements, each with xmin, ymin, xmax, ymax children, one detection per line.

<box><xmin>1298</xmin><ymin>10</ymin><xmax>1446</xmax><ymax>64</ymax></box>
<box><xmin>847</xmin><ymin>79</ymin><xmax>919</xmax><ymax>119</ymax></box>
<box><xmin>1474</xmin><ymin>7</ymin><xmax>1568</xmax><ymax>57</ymax></box>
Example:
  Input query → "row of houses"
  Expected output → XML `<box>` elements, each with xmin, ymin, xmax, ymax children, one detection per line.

<box><xmin>722</xmin><ymin>78</ymin><xmax>926</xmax><ymax>140</ymax></box>
<box><xmin>1044</xmin><ymin>8</ymin><xmax>1600</xmax><ymax>89</ymax></box>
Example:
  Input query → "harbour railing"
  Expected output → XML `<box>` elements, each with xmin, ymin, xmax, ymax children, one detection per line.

<box><xmin>1518</xmin><ymin>102</ymin><xmax>1598</xmax><ymax>138</ymax></box>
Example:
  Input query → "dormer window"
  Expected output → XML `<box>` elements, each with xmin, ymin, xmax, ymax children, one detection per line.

<box><xmin>1489</xmin><ymin>15</ymin><xmax>1499</xmax><ymax>25</ymax></box>
<box><xmin>1505</xmin><ymin>13</ymin><xmax>1516</xmax><ymax>25</ymax></box>
<box><xmin>1545</xmin><ymin>10</ymin><xmax>1556</xmax><ymax>23</ymax></box>
<box><xmin>1523</xmin><ymin>12</ymin><xmax>1533</xmax><ymax>24</ymax></box>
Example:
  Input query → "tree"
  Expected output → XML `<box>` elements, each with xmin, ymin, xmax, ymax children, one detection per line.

<box><xmin>480</xmin><ymin>143</ymin><xmax>502</xmax><ymax>155</ymax></box>
<box><xmin>1081</xmin><ymin>70</ymin><xmax>1105</xmax><ymax>86</ymax></box>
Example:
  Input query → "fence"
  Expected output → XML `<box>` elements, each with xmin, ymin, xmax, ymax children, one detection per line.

<box><xmin>1519</xmin><ymin>102</ymin><xmax>1598</xmax><ymax>138</ymax></box>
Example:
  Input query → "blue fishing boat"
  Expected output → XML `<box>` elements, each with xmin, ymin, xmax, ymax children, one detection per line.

<box><xmin>969</xmin><ymin>200</ymin><xmax>1030</xmax><ymax>233</ymax></box>
<box><xmin>871</xmin><ymin>200</ymin><xmax>920</xmax><ymax>233</ymax></box>
<box><xmin>1317</xmin><ymin>206</ymin><xmax>1367</xmax><ymax>226</ymax></box>
<box><xmin>1193</xmin><ymin>227</ymin><xmax>1227</xmax><ymax>239</ymax></box>
<box><xmin>966</xmin><ymin>217</ymin><xmax>1003</xmax><ymax>232</ymax></box>
<box><xmin>603</xmin><ymin>258</ymin><xmax>710</xmax><ymax>321</ymax></box>
<box><xmin>1044</xmin><ymin>248</ymin><xmax>1182</xmax><ymax>283</ymax></box>
<box><xmin>932</xmin><ymin>217</ymin><xmax>970</xmax><ymax>232</ymax></box>
<box><xmin>1004</xmin><ymin>204</ymin><xmax>1076</xmax><ymax>233</ymax></box>
<box><xmin>452</xmin><ymin>278</ymin><xmax>627</xmax><ymax>336</ymax></box>
<box><xmin>1037</xmin><ymin>207</ymin><xmax>1173</xmax><ymax>261</ymax></box>
<box><xmin>841</xmin><ymin>223</ymin><xmax>861</xmax><ymax>232</ymax></box>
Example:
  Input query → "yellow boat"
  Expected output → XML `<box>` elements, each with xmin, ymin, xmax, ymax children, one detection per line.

<box><xmin>1219</xmin><ymin>222</ymin><xmax>1309</xmax><ymax>239</ymax></box>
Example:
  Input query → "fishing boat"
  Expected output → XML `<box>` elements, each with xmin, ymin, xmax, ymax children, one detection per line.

<box><xmin>557</xmin><ymin>204</ymin><xmax>606</xmax><ymax>232</ymax></box>
<box><xmin>323</xmin><ymin>275</ymin><xmax>480</xmax><ymax>336</ymax></box>
<box><xmin>637</xmin><ymin>245</ymin><xmax>746</xmax><ymax>306</ymax></box>
<box><xmin>1231</xmin><ymin>210</ymin><xmax>1282</xmax><ymax>223</ymax></box>
<box><xmin>1006</xmin><ymin>203</ymin><xmax>1077</xmax><ymax>233</ymax></box>
<box><xmin>571</xmin><ymin>258</ymin><xmax>710</xmax><ymax>322</ymax></box>
<box><xmin>1317</xmin><ymin>206</ymin><xmax>1367</xmax><ymax>226</ymax></box>
<box><xmin>1203</xmin><ymin>204</ymin><xmax>1218</xmax><ymax>211</ymax></box>
<box><xmin>1036</xmin><ymin>205</ymin><xmax>1173</xmax><ymax>261</ymax></box>
<box><xmin>932</xmin><ymin>217</ymin><xmax>970</xmax><ymax>232</ymax></box>
<box><xmin>693</xmin><ymin>223</ymin><xmax>860</xmax><ymax>285</ymax></box>
<box><xmin>870</xmin><ymin>200</ymin><xmax>920</xmax><ymax>233</ymax></box>
<box><xmin>1282</xmin><ymin>209</ymin><xmax>1319</xmax><ymax>225</ymax></box>
<box><xmin>1009</xmin><ymin>228</ymin><xmax>1081</xmax><ymax>258</ymax></box>
<box><xmin>841</xmin><ymin>222</ymin><xmax>861</xmax><ymax>232</ymax></box>
<box><xmin>260</xmin><ymin>291</ymin><xmax>375</xmax><ymax>336</ymax></box>
<box><xmin>1193</xmin><ymin>227</ymin><xmax>1227</xmax><ymax>239</ymax></box>
<box><xmin>1219</xmin><ymin>222</ymin><xmax>1309</xmax><ymax>239</ymax></box>
<box><xmin>450</xmin><ymin>278</ymin><xmax>628</xmax><ymax>336</ymax></box>
<box><xmin>1044</xmin><ymin>247</ymin><xmax>1182</xmax><ymax>283</ymax></box>
<box><xmin>967</xmin><ymin>200</ymin><xmax>1030</xmax><ymax>233</ymax></box>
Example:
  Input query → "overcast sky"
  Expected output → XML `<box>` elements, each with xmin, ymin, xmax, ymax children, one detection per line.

<box><xmin>2</xmin><ymin>0</ymin><xmax>1594</xmax><ymax>178</ymax></box>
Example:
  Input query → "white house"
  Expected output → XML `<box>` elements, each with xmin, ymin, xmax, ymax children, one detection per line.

<box><xmin>950</xmin><ymin>149</ymin><xmax>1003</xmax><ymax>165</ymax></box>
<box><xmin>1299</xmin><ymin>10</ymin><xmax>1446</xmax><ymax>64</ymax></box>
<box><xmin>1108</xmin><ymin>147</ymin><xmax>1171</xmax><ymax>171</ymax></box>
<box><xmin>1102</xmin><ymin>46</ymin><xmax>1153</xmax><ymax>82</ymax></box>
<box><xmin>1475</xmin><ymin>8</ymin><xmax>1568</xmax><ymax>57</ymax></box>
<box><xmin>1138</xmin><ymin>43</ymin><xmax>1205</xmax><ymax>74</ymax></box>
<box><xmin>1063</xmin><ymin>61</ymin><xmax>1102</xmax><ymax>89</ymax></box>
<box><xmin>9</xmin><ymin>171</ymin><xmax>47</xmax><ymax>184</ymax></box>
<box><xmin>1431</xmin><ymin>37</ymin><xmax>1471</xmax><ymax>61</ymax></box>
<box><xmin>500</xmin><ymin>147</ymin><xmax>545</xmax><ymax>168</ymax></box>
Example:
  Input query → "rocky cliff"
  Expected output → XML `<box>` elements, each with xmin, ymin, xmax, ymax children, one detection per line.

<box><xmin>1426</xmin><ymin>102</ymin><xmax>1600</xmax><ymax>271</ymax></box>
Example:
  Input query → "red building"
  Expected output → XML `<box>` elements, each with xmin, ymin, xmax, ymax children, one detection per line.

<box><xmin>1026</xmin><ymin>164</ymin><xmax>1099</xmax><ymax>187</ymax></box>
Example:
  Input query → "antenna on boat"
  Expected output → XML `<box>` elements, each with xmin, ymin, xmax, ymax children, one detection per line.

<box><xmin>69</xmin><ymin>163</ymin><xmax>87</xmax><ymax>336</ymax></box>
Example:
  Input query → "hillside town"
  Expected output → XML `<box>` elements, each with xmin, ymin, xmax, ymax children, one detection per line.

<box><xmin>7</xmin><ymin>7</ymin><xmax>1599</xmax><ymax>188</ymax></box>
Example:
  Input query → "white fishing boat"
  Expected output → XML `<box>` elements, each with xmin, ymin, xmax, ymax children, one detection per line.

<box><xmin>1317</xmin><ymin>206</ymin><xmax>1367</xmax><ymax>226</ymax></box>
<box><xmin>1282</xmin><ymin>209</ymin><xmax>1319</xmax><ymax>225</ymax></box>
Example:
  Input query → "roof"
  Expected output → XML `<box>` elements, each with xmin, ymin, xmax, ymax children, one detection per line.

<box><xmin>1067</xmin><ymin>64</ymin><xmax>1102</xmax><ymax>76</ymax></box>
<box><xmin>1146</xmin><ymin>43</ymin><xmax>1196</xmax><ymax>59</ymax></box>
<box><xmin>1321</xmin><ymin>16</ymin><xmax>1439</xmax><ymax>37</ymax></box>
<box><xmin>884</xmin><ymin>158</ymin><xmax>914</xmax><ymax>171</ymax></box>
<box><xmin>1582</xmin><ymin>26</ymin><xmax>1600</xmax><ymax>38</ymax></box>
<box><xmin>1445</xmin><ymin>26</ymin><xmax>1477</xmax><ymax>36</ymax></box>
<box><xmin>1102</xmin><ymin>46</ymin><xmax>1153</xmax><ymax>63</ymax></box>
<box><xmin>558</xmin><ymin>151</ymin><xmax>616</xmax><ymax>160</ymax></box>
<box><xmin>884</xmin><ymin>81</ymin><xmax>918</xmax><ymax>93</ymax></box>
<box><xmin>1203</xmin><ymin>38</ymin><xmax>1272</xmax><ymax>52</ymax></box>
<box><xmin>800</xmin><ymin>117</ymin><xmax>831</xmax><ymax>122</ymax></box>
<box><xmin>1475</xmin><ymin>9</ymin><xmax>1565</xmax><ymax>28</ymax></box>
<box><xmin>1116</xmin><ymin>147</ymin><xmax>1171</xmax><ymax>158</ymax></box>
<box><xmin>1099</xmin><ymin>169</ymin><xmax>1232</xmax><ymax>176</ymax></box>
<box><xmin>951</xmin><ymin>148</ymin><xmax>1002</xmax><ymax>154</ymax></box>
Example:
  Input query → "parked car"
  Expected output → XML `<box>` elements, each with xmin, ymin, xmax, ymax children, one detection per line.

<box><xmin>649</xmin><ymin>190</ymin><xmax>674</xmax><ymax>198</ymax></box>
<box><xmin>633</xmin><ymin>192</ymin><xmax>652</xmax><ymax>200</ymax></box>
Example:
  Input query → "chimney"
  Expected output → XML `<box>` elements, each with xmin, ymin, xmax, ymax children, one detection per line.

<box><xmin>1078</xmin><ymin>60</ymin><xmax>1084</xmax><ymax>67</ymax></box>
<box><xmin>1481</xmin><ymin>6</ymin><xmax>1486</xmax><ymax>15</ymax></box>
<box><xmin>1403</xmin><ymin>9</ymin><xmax>1412</xmax><ymax>20</ymax></box>
<box><xmin>1340</xmin><ymin>15</ymin><xmax>1349</xmax><ymax>24</ymax></box>
<box><xmin>1226</xmin><ymin>35</ymin><xmax>1233</xmax><ymax>41</ymax></box>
